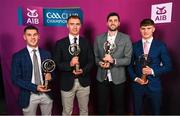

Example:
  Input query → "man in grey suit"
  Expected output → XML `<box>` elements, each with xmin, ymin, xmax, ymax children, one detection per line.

<box><xmin>94</xmin><ymin>12</ymin><xmax>132</xmax><ymax>115</ymax></box>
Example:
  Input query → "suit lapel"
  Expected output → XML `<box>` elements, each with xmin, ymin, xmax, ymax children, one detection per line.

<box><xmin>24</xmin><ymin>48</ymin><xmax>33</xmax><ymax>66</ymax></box>
<box><xmin>148</xmin><ymin>39</ymin><xmax>156</xmax><ymax>58</ymax></box>
<box><xmin>102</xmin><ymin>33</ymin><xmax>108</xmax><ymax>55</ymax></box>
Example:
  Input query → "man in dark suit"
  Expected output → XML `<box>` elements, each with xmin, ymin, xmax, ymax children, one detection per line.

<box><xmin>94</xmin><ymin>12</ymin><xmax>132</xmax><ymax>115</ymax></box>
<box><xmin>128</xmin><ymin>18</ymin><xmax>172</xmax><ymax>115</ymax></box>
<box><xmin>53</xmin><ymin>15</ymin><xmax>94</xmax><ymax>115</ymax></box>
<box><xmin>11</xmin><ymin>25</ymin><xmax>53</xmax><ymax>115</ymax></box>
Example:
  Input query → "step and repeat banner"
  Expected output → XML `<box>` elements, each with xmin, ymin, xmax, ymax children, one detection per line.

<box><xmin>0</xmin><ymin>0</ymin><xmax>179</xmax><ymax>115</ymax></box>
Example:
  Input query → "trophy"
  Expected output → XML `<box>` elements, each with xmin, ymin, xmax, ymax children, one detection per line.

<box><xmin>69</xmin><ymin>43</ymin><xmax>81</xmax><ymax>72</ymax></box>
<box><xmin>103</xmin><ymin>41</ymin><xmax>116</xmax><ymax>67</ymax></box>
<box><xmin>42</xmin><ymin>59</ymin><xmax>56</xmax><ymax>89</ymax></box>
<box><xmin>139</xmin><ymin>54</ymin><xmax>151</xmax><ymax>82</ymax></box>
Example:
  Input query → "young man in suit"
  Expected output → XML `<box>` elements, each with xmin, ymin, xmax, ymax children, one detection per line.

<box><xmin>94</xmin><ymin>12</ymin><xmax>132</xmax><ymax>115</ymax></box>
<box><xmin>11</xmin><ymin>25</ymin><xmax>53</xmax><ymax>115</ymax></box>
<box><xmin>53</xmin><ymin>15</ymin><xmax>94</xmax><ymax>115</ymax></box>
<box><xmin>128</xmin><ymin>18</ymin><xmax>172</xmax><ymax>114</ymax></box>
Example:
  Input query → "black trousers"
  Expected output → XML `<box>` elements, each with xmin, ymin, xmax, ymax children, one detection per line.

<box><xmin>97</xmin><ymin>80</ymin><xmax>125</xmax><ymax>115</ymax></box>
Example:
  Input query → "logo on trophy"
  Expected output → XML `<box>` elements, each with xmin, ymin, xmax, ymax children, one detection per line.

<box><xmin>139</xmin><ymin>54</ymin><xmax>152</xmax><ymax>82</ymax></box>
<box><xmin>42</xmin><ymin>59</ymin><xmax>56</xmax><ymax>89</ymax></box>
<box><xmin>69</xmin><ymin>43</ymin><xmax>81</xmax><ymax>72</ymax></box>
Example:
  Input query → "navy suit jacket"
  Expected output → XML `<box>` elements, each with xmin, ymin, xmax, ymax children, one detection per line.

<box><xmin>128</xmin><ymin>39</ymin><xmax>172</xmax><ymax>92</ymax></box>
<box><xmin>53</xmin><ymin>36</ymin><xmax>94</xmax><ymax>91</ymax></box>
<box><xmin>11</xmin><ymin>47</ymin><xmax>53</xmax><ymax>108</ymax></box>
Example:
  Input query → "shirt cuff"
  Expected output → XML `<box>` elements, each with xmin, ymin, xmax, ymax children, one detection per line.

<box><xmin>134</xmin><ymin>77</ymin><xmax>138</xmax><ymax>82</ymax></box>
<box><xmin>151</xmin><ymin>68</ymin><xmax>155</xmax><ymax>76</ymax></box>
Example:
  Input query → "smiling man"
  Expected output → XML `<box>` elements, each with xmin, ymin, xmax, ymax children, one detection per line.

<box><xmin>94</xmin><ymin>12</ymin><xmax>132</xmax><ymax>115</ymax></box>
<box><xmin>53</xmin><ymin>15</ymin><xmax>94</xmax><ymax>115</ymax></box>
<box><xmin>128</xmin><ymin>18</ymin><xmax>172</xmax><ymax>115</ymax></box>
<box><xmin>11</xmin><ymin>25</ymin><xmax>53</xmax><ymax>115</ymax></box>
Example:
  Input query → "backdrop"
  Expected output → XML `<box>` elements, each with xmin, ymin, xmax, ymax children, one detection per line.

<box><xmin>0</xmin><ymin>0</ymin><xmax>180</xmax><ymax>115</ymax></box>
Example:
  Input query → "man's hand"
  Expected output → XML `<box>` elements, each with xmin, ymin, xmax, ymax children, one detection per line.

<box><xmin>99</xmin><ymin>61</ymin><xmax>110</xmax><ymax>69</ymax></box>
<box><xmin>135</xmin><ymin>77</ymin><xmax>148</xmax><ymax>85</ymax></box>
<box><xmin>44</xmin><ymin>73</ymin><xmax>52</xmax><ymax>81</ymax></box>
<box><xmin>142</xmin><ymin>66</ymin><xmax>152</xmax><ymax>75</ymax></box>
<box><xmin>73</xmin><ymin>69</ymin><xmax>83</xmax><ymax>76</ymax></box>
<box><xmin>70</xmin><ymin>56</ymin><xmax>79</xmax><ymax>67</ymax></box>
<box><xmin>37</xmin><ymin>85</ymin><xmax>51</xmax><ymax>92</ymax></box>
<box><xmin>103</xmin><ymin>54</ymin><xmax>114</xmax><ymax>63</ymax></box>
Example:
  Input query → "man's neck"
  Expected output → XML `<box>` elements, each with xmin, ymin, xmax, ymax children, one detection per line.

<box><xmin>108</xmin><ymin>30</ymin><xmax>118</xmax><ymax>36</ymax></box>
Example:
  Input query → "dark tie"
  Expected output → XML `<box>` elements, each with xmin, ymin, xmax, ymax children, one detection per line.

<box><xmin>33</xmin><ymin>49</ymin><xmax>41</xmax><ymax>85</ymax></box>
<box><xmin>74</xmin><ymin>37</ymin><xmax>77</xmax><ymax>44</ymax></box>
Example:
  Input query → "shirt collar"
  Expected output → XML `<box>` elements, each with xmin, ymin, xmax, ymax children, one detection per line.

<box><xmin>27</xmin><ymin>45</ymin><xmax>39</xmax><ymax>53</ymax></box>
<box><xmin>69</xmin><ymin>34</ymin><xmax>79</xmax><ymax>41</ymax></box>
<box><xmin>142</xmin><ymin>37</ymin><xmax>153</xmax><ymax>43</ymax></box>
<box><xmin>108</xmin><ymin>31</ymin><xmax>118</xmax><ymax>37</ymax></box>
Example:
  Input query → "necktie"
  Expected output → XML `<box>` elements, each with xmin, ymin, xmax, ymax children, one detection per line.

<box><xmin>144</xmin><ymin>41</ymin><xmax>149</xmax><ymax>55</ymax></box>
<box><xmin>33</xmin><ymin>49</ymin><xmax>41</xmax><ymax>85</ymax></box>
<box><xmin>74</xmin><ymin>37</ymin><xmax>77</xmax><ymax>44</ymax></box>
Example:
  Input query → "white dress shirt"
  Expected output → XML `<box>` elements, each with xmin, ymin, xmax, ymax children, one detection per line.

<box><xmin>69</xmin><ymin>34</ymin><xmax>79</xmax><ymax>45</ymax></box>
<box><xmin>106</xmin><ymin>32</ymin><xmax>117</xmax><ymax>82</ymax></box>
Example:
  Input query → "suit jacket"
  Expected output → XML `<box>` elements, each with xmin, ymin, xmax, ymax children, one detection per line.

<box><xmin>128</xmin><ymin>39</ymin><xmax>172</xmax><ymax>91</ymax></box>
<box><xmin>94</xmin><ymin>32</ymin><xmax>132</xmax><ymax>84</ymax></box>
<box><xmin>53</xmin><ymin>36</ymin><xmax>94</xmax><ymax>91</ymax></box>
<box><xmin>11</xmin><ymin>48</ymin><xmax>53</xmax><ymax>108</ymax></box>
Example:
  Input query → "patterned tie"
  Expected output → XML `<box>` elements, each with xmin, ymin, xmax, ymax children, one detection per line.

<box><xmin>33</xmin><ymin>49</ymin><xmax>41</xmax><ymax>85</ymax></box>
<box><xmin>144</xmin><ymin>41</ymin><xmax>149</xmax><ymax>55</ymax></box>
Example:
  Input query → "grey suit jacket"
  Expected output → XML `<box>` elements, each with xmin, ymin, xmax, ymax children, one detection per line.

<box><xmin>94</xmin><ymin>32</ymin><xmax>132</xmax><ymax>84</ymax></box>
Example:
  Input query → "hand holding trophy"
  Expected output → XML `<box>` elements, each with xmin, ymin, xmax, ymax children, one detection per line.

<box><xmin>42</xmin><ymin>59</ymin><xmax>56</xmax><ymax>90</ymax></box>
<box><xmin>139</xmin><ymin>54</ymin><xmax>152</xmax><ymax>83</ymax></box>
<box><xmin>69</xmin><ymin>42</ymin><xmax>81</xmax><ymax>72</ymax></box>
<box><xmin>102</xmin><ymin>41</ymin><xmax>116</xmax><ymax>69</ymax></box>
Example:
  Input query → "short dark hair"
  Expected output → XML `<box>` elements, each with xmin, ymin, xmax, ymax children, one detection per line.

<box><xmin>140</xmin><ymin>18</ymin><xmax>154</xmax><ymax>27</ymax></box>
<box><xmin>107</xmin><ymin>12</ymin><xmax>120</xmax><ymax>22</ymax></box>
<box><xmin>24</xmin><ymin>25</ymin><xmax>39</xmax><ymax>33</ymax></box>
<box><xmin>67</xmin><ymin>15</ymin><xmax>81</xmax><ymax>23</ymax></box>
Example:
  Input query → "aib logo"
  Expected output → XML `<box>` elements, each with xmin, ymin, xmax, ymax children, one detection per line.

<box><xmin>26</xmin><ymin>8</ymin><xmax>39</xmax><ymax>24</ymax></box>
<box><xmin>151</xmin><ymin>2</ymin><xmax>172</xmax><ymax>23</ymax></box>
<box><xmin>155</xmin><ymin>6</ymin><xmax>167</xmax><ymax>21</ymax></box>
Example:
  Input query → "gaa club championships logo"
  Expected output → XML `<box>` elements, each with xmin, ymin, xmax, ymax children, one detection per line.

<box><xmin>18</xmin><ymin>6</ymin><xmax>83</xmax><ymax>26</ymax></box>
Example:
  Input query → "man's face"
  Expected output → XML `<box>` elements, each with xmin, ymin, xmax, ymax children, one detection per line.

<box><xmin>107</xmin><ymin>16</ymin><xmax>120</xmax><ymax>31</ymax></box>
<box><xmin>140</xmin><ymin>25</ymin><xmax>155</xmax><ymax>39</ymax></box>
<box><xmin>23</xmin><ymin>29</ymin><xmax>39</xmax><ymax>48</ymax></box>
<box><xmin>67</xmin><ymin>18</ymin><xmax>81</xmax><ymax>36</ymax></box>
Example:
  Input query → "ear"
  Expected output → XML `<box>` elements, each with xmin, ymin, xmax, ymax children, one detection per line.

<box><xmin>153</xmin><ymin>26</ymin><xmax>155</xmax><ymax>32</ymax></box>
<box><xmin>23</xmin><ymin>34</ymin><xmax>26</xmax><ymax>40</ymax></box>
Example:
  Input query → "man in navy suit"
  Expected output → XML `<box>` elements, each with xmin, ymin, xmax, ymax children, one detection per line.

<box><xmin>128</xmin><ymin>18</ymin><xmax>172</xmax><ymax>115</ymax></box>
<box><xmin>53</xmin><ymin>15</ymin><xmax>94</xmax><ymax>115</ymax></box>
<box><xmin>11</xmin><ymin>25</ymin><xmax>53</xmax><ymax>115</ymax></box>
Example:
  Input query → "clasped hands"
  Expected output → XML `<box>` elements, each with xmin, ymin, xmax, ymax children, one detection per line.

<box><xmin>99</xmin><ymin>54</ymin><xmax>114</xmax><ymax>69</ymax></box>
<box><xmin>37</xmin><ymin>73</ymin><xmax>52</xmax><ymax>92</ymax></box>
<box><xmin>70</xmin><ymin>56</ymin><xmax>83</xmax><ymax>75</ymax></box>
<box><xmin>135</xmin><ymin>66</ymin><xmax>153</xmax><ymax>85</ymax></box>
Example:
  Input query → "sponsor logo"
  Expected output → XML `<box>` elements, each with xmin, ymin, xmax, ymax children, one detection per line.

<box><xmin>151</xmin><ymin>2</ymin><xmax>173</xmax><ymax>24</ymax></box>
<box><xmin>18</xmin><ymin>6</ymin><xmax>83</xmax><ymax>26</ymax></box>
<box><xmin>43</xmin><ymin>8</ymin><xmax>83</xmax><ymax>26</ymax></box>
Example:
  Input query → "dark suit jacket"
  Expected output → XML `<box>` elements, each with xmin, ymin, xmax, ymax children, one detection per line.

<box><xmin>128</xmin><ymin>39</ymin><xmax>172</xmax><ymax>91</ymax></box>
<box><xmin>53</xmin><ymin>36</ymin><xmax>94</xmax><ymax>91</ymax></box>
<box><xmin>11</xmin><ymin>48</ymin><xmax>53</xmax><ymax>108</ymax></box>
